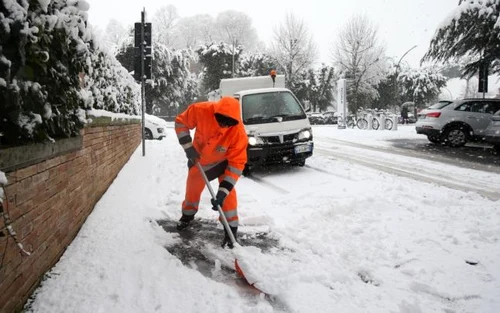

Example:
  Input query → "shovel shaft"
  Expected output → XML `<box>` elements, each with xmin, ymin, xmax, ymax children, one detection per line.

<box><xmin>195</xmin><ymin>162</ymin><xmax>237</xmax><ymax>245</ymax></box>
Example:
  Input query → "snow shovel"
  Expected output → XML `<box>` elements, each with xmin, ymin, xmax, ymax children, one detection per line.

<box><xmin>195</xmin><ymin>161</ymin><xmax>266</xmax><ymax>293</ymax></box>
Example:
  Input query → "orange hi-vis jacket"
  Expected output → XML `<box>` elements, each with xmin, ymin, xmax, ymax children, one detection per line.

<box><xmin>175</xmin><ymin>97</ymin><xmax>248</xmax><ymax>196</ymax></box>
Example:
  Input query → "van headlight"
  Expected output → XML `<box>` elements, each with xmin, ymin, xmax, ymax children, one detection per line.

<box><xmin>298</xmin><ymin>129</ymin><xmax>312</xmax><ymax>140</ymax></box>
<box><xmin>248</xmin><ymin>136</ymin><xmax>264</xmax><ymax>146</ymax></box>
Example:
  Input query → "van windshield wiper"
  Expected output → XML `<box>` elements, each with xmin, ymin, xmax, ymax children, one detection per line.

<box><xmin>244</xmin><ymin>116</ymin><xmax>272</xmax><ymax>123</ymax></box>
<box><xmin>269</xmin><ymin>113</ymin><xmax>305</xmax><ymax>121</ymax></box>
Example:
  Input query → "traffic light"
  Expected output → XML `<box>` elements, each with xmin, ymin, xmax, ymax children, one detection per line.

<box><xmin>134</xmin><ymin>48</ymin><xmax>152</xmax><ymax>81</ymax></box>
<box><xmin>134</xmin><ymin>23</ymin><xmax>152</xmax><ymax>47</ymax></box>
<box><xmin>134</xmin><ymin>22</ymin><xmax>152</xmax><ymax>81</ymax></box>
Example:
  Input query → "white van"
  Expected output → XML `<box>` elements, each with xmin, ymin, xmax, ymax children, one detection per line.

<box><xmin>215</xmin><ymin>74</ymin><xmax>313</xmax><ymax>172</ymax></box>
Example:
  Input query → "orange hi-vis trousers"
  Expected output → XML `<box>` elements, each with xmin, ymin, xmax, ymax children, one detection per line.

<box><xmin>182</xmin><ymin>164</ymin><xmax>239</xmax><ymax>227</ymax></box>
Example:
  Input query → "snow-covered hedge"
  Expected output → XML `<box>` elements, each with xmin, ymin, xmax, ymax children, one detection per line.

<box><xmin>0</xmin><ymin>0</ymin><xmax>140</xmax><ymax>147</ymax></box>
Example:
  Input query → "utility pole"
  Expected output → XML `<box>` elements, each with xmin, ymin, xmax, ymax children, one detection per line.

<box><xmin>232</xmin><ymin>38</ymin><xmax>235</xmax><ymax>78</ymax></box>
<box><xmin>134</xmin><ymin>8</ymin><xmax>152</xmax><ymax>156</ymax></box>
<box><xmin>394</xmin><ymin>45</ymin><xmax>417</xmax><ymax>108</ymax></box>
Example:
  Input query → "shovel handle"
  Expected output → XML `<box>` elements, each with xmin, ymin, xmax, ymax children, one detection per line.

<box><xmin>195</xmin><ymin>162</ymin><xmax>237</xmax><ymax>245</ymax></box>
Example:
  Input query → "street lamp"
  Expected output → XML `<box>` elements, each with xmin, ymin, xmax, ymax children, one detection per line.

<box><xmin>394</xmin><ymin>45</ymin><xmax>417</xmax><ymax>107</ymax></box>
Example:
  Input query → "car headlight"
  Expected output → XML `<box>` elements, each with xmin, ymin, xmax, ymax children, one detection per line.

<box><xmin>248</xmin><ymin>136</ymin><xmax>264</xmax><ymax>146</ymax></box>
<box><xmin>298</xmin><ymin>129</ymin><xmax>312</xmax><ymax>140</ymax></box>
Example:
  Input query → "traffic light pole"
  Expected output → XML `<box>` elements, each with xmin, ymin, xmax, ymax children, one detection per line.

<box><xmin>141</xmin><ymin>9</ymin><xmax>146</xmax><ymax>156</ymax></box>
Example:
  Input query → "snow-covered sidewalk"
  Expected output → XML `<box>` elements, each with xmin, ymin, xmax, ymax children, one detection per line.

<box><xmin>25</xmin><ymin>125</ymin><xmax>500</xmax><ymax>313</ymax></box>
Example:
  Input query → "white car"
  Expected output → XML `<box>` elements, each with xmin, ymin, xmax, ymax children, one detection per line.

<box><xmin>144</xmin><ymin>114</ymin><xmax>167</xmax><ymax>140</ymax></box>
<box><xmin>415</xmin><ymin>99</ymin><xmax>500</xmax><ymax>146</ymax></box>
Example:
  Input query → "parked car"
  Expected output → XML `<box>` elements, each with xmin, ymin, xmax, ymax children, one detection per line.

<box><xmin>415</xmin><ymin>98</ymin><xmax>500</xmax><ymax>146</ymax></box>
<box><xmin>323</xmin><ymin>111</ymin><xmax>338</xmax><ymax>124</ymax></box>
<box><xmin>144</xmin><ymin>114</ymin><xmax>167</xmax><ymax>140</ymax></box>
<box><xmin>307</xmin><ymin>112</ymin><xmax>326</xmax><ymax>125</ymax></box>
<box><xmin>483</xmin><ymin>109</ymin><xmax>500</xmax><ymax>153</ymax></box>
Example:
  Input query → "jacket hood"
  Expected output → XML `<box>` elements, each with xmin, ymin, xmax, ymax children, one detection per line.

<box><xmin>213</xmin><ymin>97</ymin><xmax>241</xmax><ymax>124</ymax></box>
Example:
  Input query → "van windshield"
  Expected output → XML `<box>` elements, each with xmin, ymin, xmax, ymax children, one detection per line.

<box><xmin>241</xmin><ymin>91</ymin><xmax>306</xmax><ymax>124</ymax></box>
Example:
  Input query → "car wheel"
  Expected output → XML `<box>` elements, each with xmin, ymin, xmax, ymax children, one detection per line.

<box><xmin>427</xmin><ymin>135</ymin><xmax>441</xmax><ymax>144</ymax></box>
<box><xmin>144</xmin><ymin>128</ymin><xmax>153</xmax><ymax>140</ymax></box>
<box><xmin>443</xmin><ymin>126</ymin><xmax>467</xmax><ymax>147</ymax></box>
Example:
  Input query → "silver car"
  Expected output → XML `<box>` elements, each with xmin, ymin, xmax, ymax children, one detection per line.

<box><xmin>415</xmin><ymin>99</ymin><xmax>500</xmax><ymax>147</ymax></box>
<box><xmin>483</xmin><ymin>109</ymin><xmax>500</xmax><ymax>152</ymax></box>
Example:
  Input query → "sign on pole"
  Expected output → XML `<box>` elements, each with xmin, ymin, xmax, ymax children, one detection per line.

<box><xmin>337</xmin><ymin>79</ymin><xmax>347</xmax><ymax>129</ymax></box>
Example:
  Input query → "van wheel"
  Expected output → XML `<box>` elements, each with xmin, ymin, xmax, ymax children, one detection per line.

<box><xmin>443</xmin><ymin>126</ymin><xmax>467</xmax><ymax>147</ymax></box>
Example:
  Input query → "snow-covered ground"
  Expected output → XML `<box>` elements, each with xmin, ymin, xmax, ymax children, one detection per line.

<box><xmin>25</xmin><ymin>125</ymin><xmax>500</xmax><ymax>313</ymax></box>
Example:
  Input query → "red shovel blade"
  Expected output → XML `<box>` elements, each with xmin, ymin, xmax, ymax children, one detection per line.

<box><xmin>235</xmin><ymin>259</ymin><xmax>268</xmax><ymax>294</ymax></box>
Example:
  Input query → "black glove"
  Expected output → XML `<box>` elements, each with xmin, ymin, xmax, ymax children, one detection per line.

<box><xmin>185</xmin><ymin>146</ymin><xmax>199</xmax><ymax>161</ymax></box>
<box><xmin>221</xmin><ymin>226</ymin><xmax>238</xmax><ymax>249</ymax></box>
<box><xmin>211</xmin><ymin>190</ymin><xmax>227</xmax><ymax>211</ymax></box>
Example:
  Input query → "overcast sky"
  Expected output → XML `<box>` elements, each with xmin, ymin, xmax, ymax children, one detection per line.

<box><xmin>86</xmin><ymin>0</ymin><xmax>459</xmax><ymax>68</ymax></box>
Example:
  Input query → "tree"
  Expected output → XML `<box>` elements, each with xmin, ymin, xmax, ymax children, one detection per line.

<box><xmin>215</xmin><ymin>10</ymin><xmax>258</xmax><ymax>49</ymax></box>
<box><xmin>292</xmin><ymin>65</ymin><xmax>336</xmax><ymax>112</ymax></box>
<box><xmin>196</xmin><ymin>42</ymin><xmax>242</xmax><ymax>93</ymax></box>
<box><xmin>422</xmin><ymin>0</ymin><xmax>500</xmax><ymax>77</ymax></box>
<box><xmin>269</xmin><ymin>13</ymin><xmax>317</xmax><ymax>87</ymax></box>
<box><xmin>152</xmin><ymin>5</ymin><xmax>179</xmax><ymax>46</ymax></box>
<box><xmin>331</xmin><ymin>14</ymin><xmax>388</xmax><ymax>113</ymax></box>
<box><xmin>102</xmin><ymin>19</ymin><xmax>128</xmax><ymax>55</ymax></box>
<box><xmin>0</xmin><ymin>0</ymin><xmax>92</xmax><ymax>145</ymax></box>
<box><xmin>238</xmin><ymin>53</ymin><xmax>278</xmax><ymax>77</ymax></box>
<box><xmin>398</xmin><ymin>67</ymin><xmax>447</xmax><ymax>107</ymax></box>
<box><xmin>373</xmin><ymin>73</ymin><xmax>398</xmax><ymax>111</ymax></box>
<box><xmin>214</xmin><ymin>10</ymin><xmax>258</xmax><ymax>76</ymax></box>
<box><xmin>172</xmin><ymin>14</ymin><xmax>216</xmax><ymax>49</ymax></box>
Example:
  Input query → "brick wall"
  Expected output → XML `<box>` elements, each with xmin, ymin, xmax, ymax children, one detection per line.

<box><xmin>0</xmin><ymin>122</ymin><xmax>141</xmax><ymax>313</ymax></box>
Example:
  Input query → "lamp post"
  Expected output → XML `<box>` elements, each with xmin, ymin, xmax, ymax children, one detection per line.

<box><xmin>394</xmin><ymin>45</ymin><xmax>417</xmax><ymax>108</ymax></box>
<box><xmin>231</xmin><ymin>38</ymin><xmax>235</xmax><ymax>78</ymax></box>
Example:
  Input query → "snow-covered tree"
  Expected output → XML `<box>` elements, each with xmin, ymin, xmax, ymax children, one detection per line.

<box><xmin>399</xmin><ymin>67</ymin><xmax>447</xmax><ymax>107</ymax></box>
<box><xmin>238</xmin><ymin>53</ymin><xmax>278</xmax><ymax>77</ymax></box>
<box><xmin>145</xmin><ymin>45</ymin><xmax>198</xmax><ymax>116</ymax></box>
<box><xmin>84</xmin><ymin>46</ymin><xmax>140</xmax><ymax>115</ymax></box>
<box><xmin>215</xmin><ymin>10</ymin><xmax>258</xmax><ymax>50</ymax></box>
<box><xmin>292</xmin><ymin>65</ymin><xmax>336</xmax><ymax>112</ymax></box>
<box><xmin>172</xmin><ymin>14</ymin><xmax>215</xmax><ymax>49</ymax></box>
<box><xmin>152</xmin><ymin>5</ymin><xmax>179</xmax><ymax>46</ymax></box>
<box><xmin>422</xmin><ymin>0</ymin><xmax>500</xmax><ymax>77</ymax></box>
<box><xmin>114</xmin><ymin>40</ymin><xmax>197</xmax><ymax>116</ymax></box>
<box><xmin>331</xmin><ymin>14</ymin><xmax>388</xmax><ymax>113</ymax></box>
<box><xmin>101</xmin><ymin>19</ymin><xmax>128</xmax><ymax>55</ymax></box>
<box><xmin>269</xmin><ymin>13</ymin><xmax>318</xmax><ymax>87</ymax></box>
<box><xmin>0</xmin><ymin>0</ymin><xmax>92</xmax><ymax>145</ymax></box>
<box><xmin>196</xmin><ymin>42</ymin><xmax>242</xmax><ymax>93</ymax></box>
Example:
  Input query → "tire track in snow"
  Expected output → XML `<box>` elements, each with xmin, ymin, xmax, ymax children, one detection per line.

<box><xmin>314</xmin><ymin>146</ymin><xmax>500</xmax><ymax>201</ymax></box>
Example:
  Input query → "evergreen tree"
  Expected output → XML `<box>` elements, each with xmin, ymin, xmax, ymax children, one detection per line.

<box><xmin>423</xmin><ymin>0</ymin><xmax>500</xmax><ymax>77</ymax></box>
<box><xmin>196</xmin><ymin>42</ymin><xmax>241</xmax><ymax>93</ymax></box>
<box><xmin>238</xmin><ymin>53</ymin><xmax>278</xmax><ymax>77</ymax></box>
<box><xmin>0</xmin><ymin>0</ymin><xmax>92</xmax><ymax>145</ymax></box>
<box><xmin>145</xmin><ymin>45</ymin><xmax>198</xmax><ymax>116</ymax></box>
<box><xmin>398</xmin><ymin>68</ymin><xmax>447</xmax><ymax>107</ymax></box>
<box><xmin>291</xmin><ymin>65</ymin><xmax>336</xmax><ymax>112</ymax></box>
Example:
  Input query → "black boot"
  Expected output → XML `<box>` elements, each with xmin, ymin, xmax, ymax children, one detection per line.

<box><xmin>221</xmin><ymin>226</ymin><xmax>238</xmax><ymax>249</ymax></box>
<box><xmin>176</xmin><ymin>214</ymin><xmax>194</xmax><ymax>230</ymax></box>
